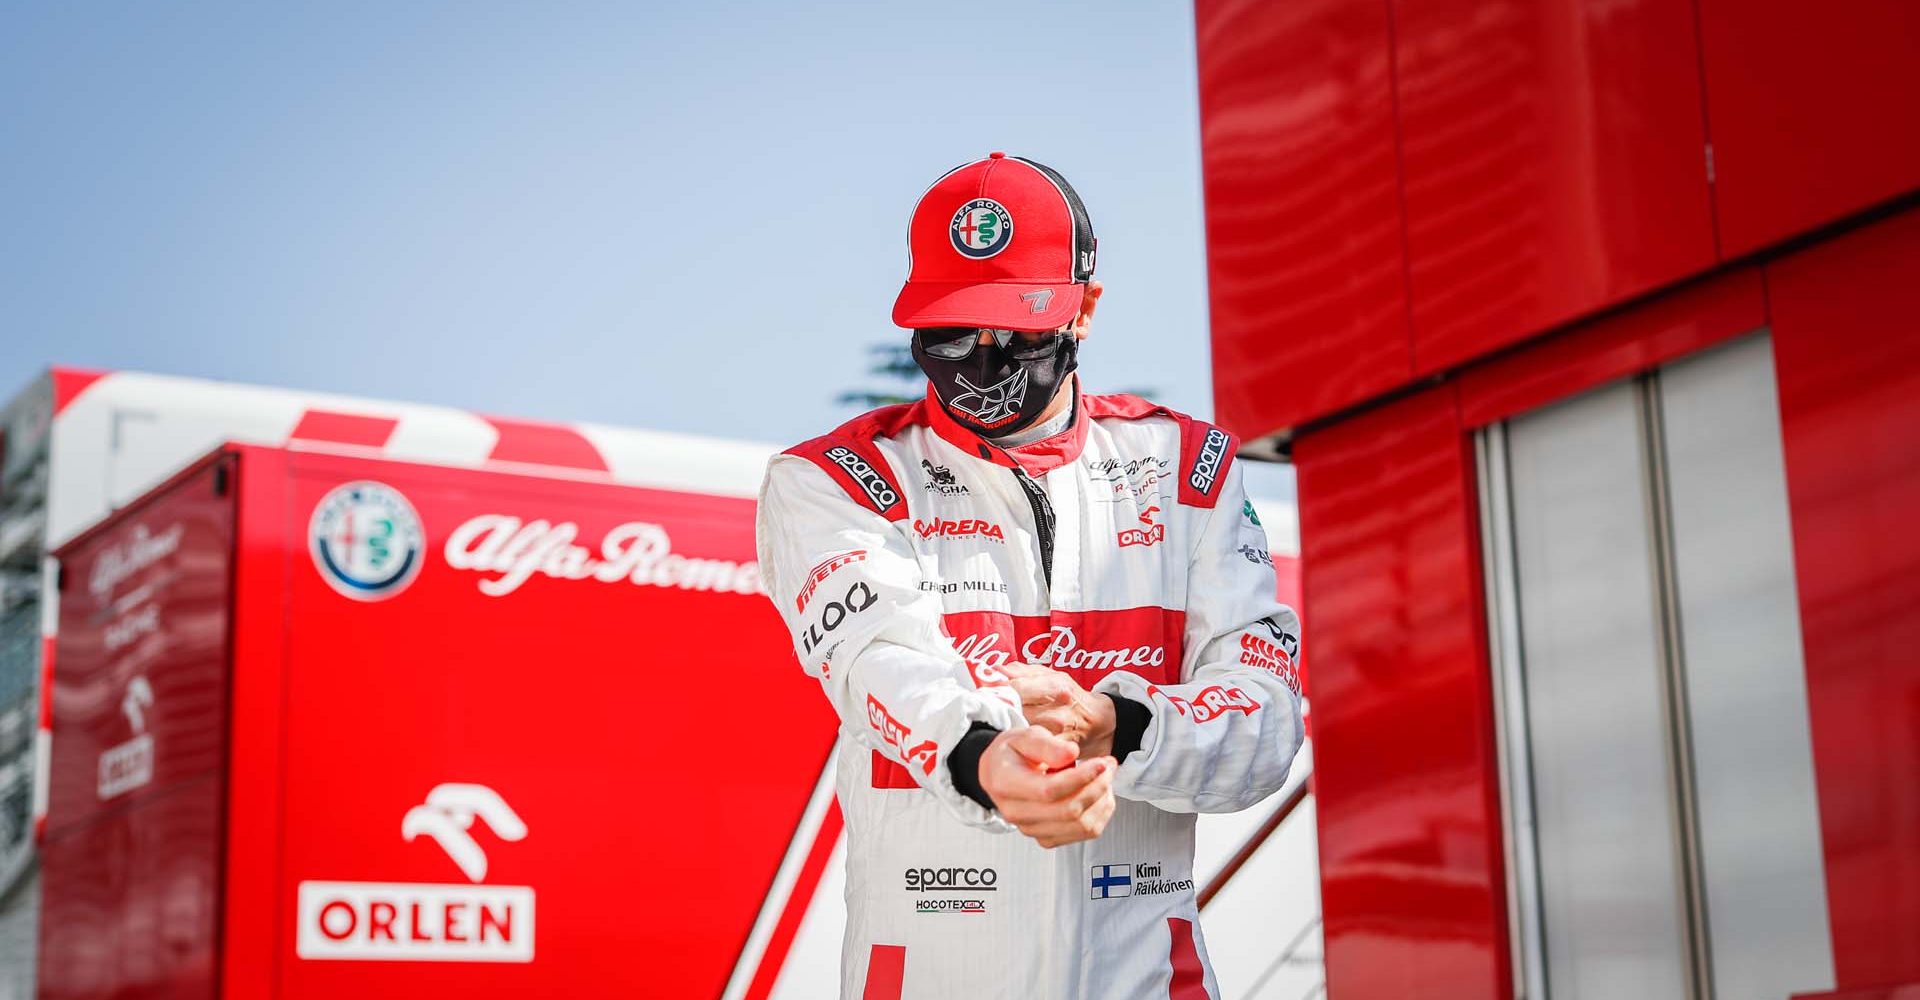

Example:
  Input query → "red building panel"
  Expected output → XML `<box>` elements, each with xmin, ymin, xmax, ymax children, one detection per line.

<box><xmin>1196</xmin><ymin>0</ymin><xmax>1412</xmax><ymax>439</ymax></box>
<box><xmin>1768</xmin><ymin>207</ymin><xmax>1920</xmax><ymax>992</ymax></box>
<box><xmin>1293</xmin><ymin>386</ymin><xmax>1508</xmax><ymax>999</ymax></box>
<box><xmin>1454</xmin><ymin>265</ymin><xmax>1765</xmax><ymax>428</ymax></box>
<box><xmin>1394</xmin><ymin>0</ymin><xmax>1718</xmax><ymax>375</ymax></box>
<box><xmin>1698</xmin><ymin>0</ymin><xmax>1920</xmax><ymax>257</ymax></box>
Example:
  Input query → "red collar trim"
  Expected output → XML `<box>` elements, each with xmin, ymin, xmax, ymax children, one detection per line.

<box><xmin>924</xmin><ymin>378</ymin><xmax>1088</xmax><ymax>476</ymax></box>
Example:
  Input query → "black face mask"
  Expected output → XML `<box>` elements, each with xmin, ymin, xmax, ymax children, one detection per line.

<box><xmin>911</xmin><ymin>328</ymin><xmax>1079</xmax><ymax>436</ymax></box>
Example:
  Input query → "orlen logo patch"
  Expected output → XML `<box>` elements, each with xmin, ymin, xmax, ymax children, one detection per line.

<box><xmin>1188</xmin><ymin>429</ymin><xmax>1230</xmax><ymax>495</ymax></box>
<box><xmin>1117</xmin><ymin>506</ymin><xmax>1165</xmax><ymax>548</ymax></box>
<box><xmin>826</xmin><ymin>446</ymin><xmax>900</xmax><ymax>512</ymax></box>
<box><xmin>1148</xmin><ymin>683</ymin><xmax>1259</xmax><ymax>723</ymax></box>
<box><xmin>866</xmin><ymin>695</ymin><xmax>937</xmax><ymax>776</ymax></box>
<box><xmin>913</xmin><ymin>518</ymin><xmax>1005</xmax><ymax>542</ymax></box>
<box><xmin>296</xmin><ymin>784</ymin><xmax>534</xmax><ymax>963</ymax></box>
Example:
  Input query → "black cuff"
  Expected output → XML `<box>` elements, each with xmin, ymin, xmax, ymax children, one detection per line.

<box><xmin>947</xmin><ymin>722</ymin><xmax>1001</xmax><ymax>811</ymax></box>
<box><xmin>1106</xmin><ymin>694</ymin><xmax>1150</xmax><ymax>762</ymax></box>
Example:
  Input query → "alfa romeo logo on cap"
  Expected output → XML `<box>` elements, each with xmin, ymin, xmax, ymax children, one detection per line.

<box><xmin>950</xmin><ymin>198</ymin><xmax>1013</xmax><ymax>259</ymax></box>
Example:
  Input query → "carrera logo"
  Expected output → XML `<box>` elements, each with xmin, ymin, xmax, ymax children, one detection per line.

<box><xmin>1148</xmin><ymin>683</ymin><xmax>1259</xmax><ymax>723</ymax></box>
<box><xmin>913</xmin><ymin>518</ymin><xmax>1005</xmax><ymax>542</ymax></box>
<box><xmin>445</xmin><ymin>516</ymin><xmax>761</xmax><ymax>598</ymax></box>
<box><xmin>296</xmin><ymin>784</ymin><xmax>534</xmax><ymax>963</ymax></box>
<box><xmin>866</xmin><ymin>695</ymin><xmax>938</xmax><ymax>776</ymax></box>
<box><xmin>796</xmin><ymin>550</ymin><xmax>867</xmax><ymax>612</ymax></box>
<box><xmin>1189</xmin><ymin>428</ymin><xmax>1230</xmax><ymax>495</ymax></box>
<box><xmin>826</xmin><ymin>446</ymin><xmax>900</xmax><ymax>511</ymax></box>
<box><xmin>1117</xmin><ymin>506</ymin><xmax>1165</xmax><ymax>548</ymax></box>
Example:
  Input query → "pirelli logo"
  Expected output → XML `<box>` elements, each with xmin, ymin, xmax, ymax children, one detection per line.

<box><xmin>1188</xmin><ymin>429</ymin><xmax>1230</xmax><ymax>495</ymax></box>
<box><xmin>825</xmin><ymin>446</ymin><xmax>901</xmax><ymax>513</ymax></box>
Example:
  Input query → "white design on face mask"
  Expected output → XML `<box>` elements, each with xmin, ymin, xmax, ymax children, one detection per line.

<box><xmin>950</xmin><ymin>368</ymin><xmax>1031</xmax><ymax>425</ymax></box>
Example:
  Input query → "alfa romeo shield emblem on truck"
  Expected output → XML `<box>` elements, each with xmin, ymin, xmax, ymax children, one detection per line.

<box><xmin>309</xmin><ymin>480</ymin><xmax>426</xmax><ymax>601</ymax></box>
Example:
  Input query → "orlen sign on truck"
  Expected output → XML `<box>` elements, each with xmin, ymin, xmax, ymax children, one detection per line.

<box><xmin>40</xmin><ymin>444</ymin><xmax>836</xmax><ymax>998</ymax></box>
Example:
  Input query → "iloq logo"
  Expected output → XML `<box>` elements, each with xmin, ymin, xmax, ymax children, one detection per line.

<box><xmin>799</xmin><ymin>581</ymin><xmax>877</xmax><ymax>656</ymax></box>
<box><xmin>1188</xmin><ymin>428</ymin><xmax>1230</xmax><ymax>495</ymax></box>
<box><xmin>310</xmin><ymin>482</ymin><xmax>426</xmax><ymax>601</ymax></box>
<box><xmin>825</xmin><ymin>446</ymin><xmax>900</xmax><ymax>512</ymax></box>
<box><xmin>296</xmin><ymin>783</ymin><xmax>533</xmax><ymax>963</ymax></box>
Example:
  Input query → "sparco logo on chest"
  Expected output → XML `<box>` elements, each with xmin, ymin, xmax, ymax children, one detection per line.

<box><xmin>826</xmin><ymin>446</ymin><xmax>900</xmax><ymax>510</ymax></box>
<box><xmin>1189</xmin><ymin>429</ymin><xmax>1230</xmax><ymax>494</ymax></box>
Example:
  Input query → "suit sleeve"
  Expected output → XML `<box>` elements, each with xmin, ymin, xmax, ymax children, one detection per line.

<box><xmin>1092</xmin><ymin>460</ymin><xmax>1305</xmax><ymax>812</ymax></box>
<box><xmin>755</xmin><ymin>453</ymin><xmax>1026</xmax><ymax>830</ymax></box>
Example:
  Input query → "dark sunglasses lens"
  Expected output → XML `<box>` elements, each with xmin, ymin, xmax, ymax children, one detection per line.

<box><xmin>1009</xmin><ymin>332</ymin><xmax>1064</xmax><ymax>361</ymax></box>
<box><xmin>917</xmin><ymin>328</ymin><xmax>979</xmax><ymax>360</ymax></box>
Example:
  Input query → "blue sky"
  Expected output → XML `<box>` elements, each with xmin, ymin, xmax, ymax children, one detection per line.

<box><xmin>1</xmin><ymin>2</ymin><xmax>1290</xmax><ymax>493</ymax></box>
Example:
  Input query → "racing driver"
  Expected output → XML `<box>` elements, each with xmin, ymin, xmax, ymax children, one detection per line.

<box><xmin>755</xmin><ymin>152</ymin><xmax>1304</xmax><ymax>999</ymax></box>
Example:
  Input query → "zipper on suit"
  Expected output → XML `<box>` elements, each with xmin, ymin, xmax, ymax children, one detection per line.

<box><xmin>1010</xmin><ymin>467</ymin><xmax>1055</xmax><ymax>588</ymax></box>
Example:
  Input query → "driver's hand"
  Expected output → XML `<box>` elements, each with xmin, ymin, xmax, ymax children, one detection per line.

<box><xmin>1003</xmin><ymin>661</ymin><xmax>1117</xmax><ymax>759</ymax></box>
<box><xmin>977</xmin><ymin>726</ymin><xmax>1117</xmax><ymax>848</ymax></box>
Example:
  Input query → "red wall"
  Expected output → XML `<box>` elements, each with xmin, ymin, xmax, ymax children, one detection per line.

<box><xmin>1287</xmin><ymin>209</ymin><xmax>1920</xmax><ymax>995</ymax></box>
<box><xmin>1199</xmin><ymin>0</ymin><xmax>1920</xmax><ymax>441</ymax></box>
<box><xmin>1768</xmin><ymin>210</ymin><xmax>1920</xmax><ymax>992</ymax></box>
<box><xmin>1294</xmin><ymin>387</ymin><xmax>1508</xmax><ymax>999</ymax></box>
<box><xmin>1196</xmin><ymin>0</ymin><xmax>1411</xmax><ymax>435</ymax></box>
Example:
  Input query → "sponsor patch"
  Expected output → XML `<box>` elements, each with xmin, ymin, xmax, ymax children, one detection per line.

<box><xmin>825</xmin><ymin>445</ymin><xmax>901</xmax><ymax>513</ymax></box>
<box><xmin>1188</xmin><ymin>428</ymin><xmax>1230</xmax><ymax>496</ymax></box>
<box><xmin>920</xmin><ymin>460</ymin><xmax>969</xmax><ymax>497</ymax></box>
<box><xmin>1117</xmin><ymin>506</ymin><xmax>1165</xmax><ymax>548</ymax></box>
<box><xmin>796</xmin><ymin>550</ymin><xmax>868</xmax><ymax>612</ymax></box>
<box><xmin>914</xmin><ymin>517</ymin><xmax>1005</xmax><ymax>542</ymax></box>
<box><xmin>1148</xmin><ymin>683</ymin><xmax>1259</xmax><ymax>723</ymax></box>
<box><xmin>799</xmin><ymin>581</ymin><xmax>878</xmax><ymax>656</ymax></box>
<box><xmin>866</xmin><ymin>695</ymin><xmax>938</xmax><ymax>776</ymax></box>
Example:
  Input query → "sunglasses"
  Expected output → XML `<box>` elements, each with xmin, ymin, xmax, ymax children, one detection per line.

<box><xmin>915</xmin><ymin>327</ymin><xmax>1068</xmax><ymax>362</ymax></box>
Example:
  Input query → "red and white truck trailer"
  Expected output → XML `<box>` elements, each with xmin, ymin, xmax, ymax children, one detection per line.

<box><xmin>2</xmin><ymin>367</ymin><xmax>1315</xmax><ymax>998</ymax></box>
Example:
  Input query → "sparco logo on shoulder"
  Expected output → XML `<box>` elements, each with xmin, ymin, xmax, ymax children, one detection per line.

<box><xmin>826</xmin><ymin>446</ymin><xmax>900</xmax><ymax>511</ymax></box>
<box><xmin>1189</xmin><ymin>429</ymin><xmax>1230</xmax><ymax>495</ymax></box>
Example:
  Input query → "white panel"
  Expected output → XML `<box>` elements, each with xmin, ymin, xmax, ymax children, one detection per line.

<box><xmin>1506</xmin><ymin>382</ymin><xmax>1690</xmax><ymax>999</ymax></box>
<box><xmin>1659</xmin><ymin>333</ymin><xmax>1836</xmax><ymax>998</ymax></box>
<box><xmin>1199</xmin><ymin>796</ymin><xmax>1322</xmax><ymax>1000</ymax></box>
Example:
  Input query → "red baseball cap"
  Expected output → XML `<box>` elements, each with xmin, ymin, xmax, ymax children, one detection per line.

<box><xmin>891</xmin><ymin>152</ymin><xmax>1097</xmax><ymax>332</ymax></box>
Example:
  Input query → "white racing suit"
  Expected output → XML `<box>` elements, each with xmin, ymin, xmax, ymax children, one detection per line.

<box><xmin>755</xmin><ymin>385</ymin><xmax>1304</xmax><ymax>1000</ymax></box>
